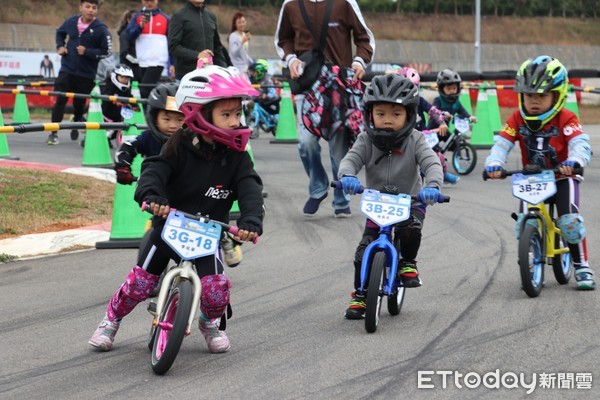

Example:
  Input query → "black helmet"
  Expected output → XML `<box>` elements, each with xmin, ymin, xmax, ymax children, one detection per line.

<box><xmin>146</xmin><ymin>82</ymin><xmax>182</xmax><ymax>142</ymax></box>
<box><xmin>363</xmin><ymin>74</ymin><xmax>419</xmax><ymax>152</ymax></box>
<box><xmin>436</xmin><ymin>68</ymin><xmax>461</xmax><ymax>104</ymax></box>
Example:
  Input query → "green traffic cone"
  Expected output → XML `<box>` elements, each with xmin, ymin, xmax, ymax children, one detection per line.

<box><xmin>271</xmin><ymin>81</ymin><xmax>298</xmax><ymax>144</ymax></box>
<box><xmin>565</xmin><ymin>85</ymin><xmax>580</xmax><ymax>118</ymax></box>
<box><xmin>485</xmin><ymin>82</ymin><xmax>503</xmax><ymax>134</ymax></box>
<box><xmin>11</xmin><ymin>84</ymin><xmax>30</xmax><ymax>124</ymax></box>
<box><xmin>229</xmin><ymin>141</ymin><xmax>256</xmax><ymax>220</ymax></box>
<box><xmin>471</xmin><ymin>82</ymin><xmax>494</xmax><ymax>148</ymax></box>
<box><xmin>459</xmin><ymin>86</ymin><xmax>473</xmax><ymax>115</ymax></box>
<box><xmin>0</xmin><ymin>104</ymin><xmax>12</xmax><ymax>158</ymax></box>
<box><xmin>130</xmin><ymin>81</ymin><xmax>146</xmax><ymax>123</ymax></box>
<box><xmin>82</xmin><ymin>84</ymin><xmax>112</xmax><ymax>167</ymax></box>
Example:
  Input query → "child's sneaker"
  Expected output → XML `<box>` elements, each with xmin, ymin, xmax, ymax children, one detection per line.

<box><xmin>344</xmin><ymin>292</ymin><xmax>366</xmax><ymax>319</ymax></box>
<box><xmin>399</xmin><ymin>260</ymin><xmax>422</xmax><ymax>288</ymax></box>
<box><xmin>221</xmin><ymin>234</ymin><xmax>242</xmax><ymax>267</ymax></box>
<box><xmin>47</xmin><ymin>132</ymin><xmax>59</xmax><ymax>145</ymax></box>
<box><xmin>444</xmin><ymin>172</ymin><xmax>460</xmax><ymax>185</ymax></box>
<box><xmin>575</xmin><ymin>267</ymin><xmax>595</xmax><ymax>290</ymax></box>
<box><xmin>199</xmin><ymin>318</ymin><xmax>231</xmax><ymax>353</ymax></box>
<box><xmin>88</xmin><ymin>317</ymin><xmax>120</xmax><ymax>351</ymax></box>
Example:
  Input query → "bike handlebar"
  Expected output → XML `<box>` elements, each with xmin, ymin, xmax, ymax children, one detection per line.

<box><xmin>330</xmin><ymin>181</ymin><xmax>450</xmax><ymax>203</ymax></box>
<box><xmin>141</xmin><ymin>202</ymin><xmax>259</xmax><ymax>244</ymax></box>
<box><xmin>482</xmin><ymin>166</ymin><xmax>584</xmax><ymax>181</ymax></box>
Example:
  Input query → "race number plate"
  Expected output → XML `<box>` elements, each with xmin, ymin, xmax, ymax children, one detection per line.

<box><xmin>120</xmin><ymin>106</ymin><xmax>134</xmax><ymax>120</ymax></box>
<box><xmin>360</xmin><ymin>189</ymin><xmax>411</xmax><ymax>227</ymax></box>
<box><xmin>161</xmin><ymin>211</ymin><xmax>222</xmax><ymax>260</ymax></box>
<box><xmin>512</xmin><ymin>170</ymin><xmax>556</xmax><ymax>205</ymax></box>
<box><xmin>454</xmin><ymin>116</ymin><xmax>470</xmax><ymax>134</ymax></box>
<box><xmin>423</xmin><ymin>131</ymin><xmax>439</xmax><ymax>148</ymax></box>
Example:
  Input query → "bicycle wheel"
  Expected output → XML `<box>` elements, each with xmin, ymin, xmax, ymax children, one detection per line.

<box><xmin>387</xmin><ymin>283</ymin><xmax>405</xmax><ymax>316</ymax></box>
<box><xmin>518</xmin><ymin>224</ymin><xmax>544</xmax><ymax>298</ymax></box>
<box><xmin>365</xmin><ymin>252</ymin><xmax>386</xmax><ymax>333</ymax></box>
<box><xmin>451</xmin><ymin>142</ymin><xmax>477</xmax><ymax>175</ymax></box>
<box><xmin>552</xmin><ymin>233</ymin><xmax>573</xmax><ymax>284</ymax></box>
<box><xmin>151</xmin><ymin>280</ymin><xmax>193</xmax><ymax>375</ymax></box>
<box><xmin>248</xmin><ymin>115</ymin><xmax>259</xmax><ymax>139</ymax></box>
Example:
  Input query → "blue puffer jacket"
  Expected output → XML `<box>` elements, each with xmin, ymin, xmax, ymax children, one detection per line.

<box><xmin>56</xmin><ymin>15</ymin><xmax>112</xmax><ymax>80</ymax></box>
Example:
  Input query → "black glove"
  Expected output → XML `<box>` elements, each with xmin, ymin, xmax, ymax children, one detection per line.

<box><xmin>237</xmin><ymin>222</ymin><xmax>262</xmax><ymax>236</ymax></box>
<box><xmin>116</xmin><ymin>167</ymin><xmax>134</xmax><ymax>185</ymax></box>
<box><xmin>144</xmin><ymin>195</ymin><xmax>169</xmax><ymax>207</ymax></box>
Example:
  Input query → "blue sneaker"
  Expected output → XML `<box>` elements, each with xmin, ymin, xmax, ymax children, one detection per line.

<box><xmin>303</xmin><ymin>193</ymin><xmax>328</xmax><ymax>216</ymax></box>
<box><xmin>575</xmin><ymin>267</ymin><xmax>595</xmax><ymax>290</ymax></box>
<box><xmin>334</xmin><ymin>207</ymin><xmax>351</xmax><ymax>218</ymax></box>
<box><xmin>444</xmin><ymin>172</ymin><xmax>460</xmax><ymax>185</ymax></box>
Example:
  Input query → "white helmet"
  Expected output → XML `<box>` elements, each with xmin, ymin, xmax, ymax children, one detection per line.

<box><xmin>110</xmin><ymin>64</ymin><xmax>134</xmax><ymax>91</ymax></box>
<box><xmin>176</xmin><ymin>65</ymin><xmax>259</xmax><ymax>152</ymax></box>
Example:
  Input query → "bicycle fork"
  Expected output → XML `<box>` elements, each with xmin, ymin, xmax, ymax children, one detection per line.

<box><xmin>148</xmin><ymin>261</ymin><xmax>202</xmax><ymax>336</ymax></box>
<box><xmin>358</xmin><ymin>227</ymin><xmax>399</xmax><ymax>297</ymax></box>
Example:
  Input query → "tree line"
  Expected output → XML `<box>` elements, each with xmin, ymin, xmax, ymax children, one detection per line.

<box><xmin>195</xmin><ymin>0</ymin><xmax>598</xmax><ymax>18</ymax></box>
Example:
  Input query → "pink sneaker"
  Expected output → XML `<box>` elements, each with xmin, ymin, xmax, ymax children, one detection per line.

<box><xmin>89</xmin><ymin>318</ymin><xmax>120</xmax><ymax>351</ymax></box>
<box><xmin>199</xmin><ymin>318</ymin><xmax>230</xmax><ymax>353</ymax></box>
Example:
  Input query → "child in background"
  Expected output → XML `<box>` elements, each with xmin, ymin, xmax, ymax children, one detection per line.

<box><xmin>484</xmin><ymin>55</ymin><xmax>594</xmax><ymax>290</ymax></box>
<box><xmin>89</xmin><ymin>65</ymin><xmax>264</xmax><ymax>353</ymax></box>
<box><xmin>427</xmin><ymin>68</ymin><xmax>477</xmax><ymax>184</ymax></box>
<box><xmin>248</xmin><ymin>59</ymin><xmax>280</xmax><ymax>120</ymax></box>
<box><xmin>95</xmin><ymin>64</ymin><xmax>135</xmax><ymax>148</ymax></box>
<box><xmin>337</xmin><ymin>73</ymin><xmax>443</xmax><ymax>319</ymax></box>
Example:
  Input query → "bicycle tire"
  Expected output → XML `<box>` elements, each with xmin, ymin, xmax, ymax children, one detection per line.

<box><xmin>387</xmin><ymin>283</ymin><xmax>405</xmax><ymax>316</ymax></box>
<box><xmin>451</xmin><ymin>142</ymin><xmax>477</xmax><ymax>175</ymax></box>
<box><xmin>151</xmin><ymin>280</ymin><xmax>193</xmax><ymax>375</ymax></box>
<box><xmin>552</xmin><ymin>233</ymin><xmax>573</xmax><ymax>284</ymax></box>
<box><xmin>518</xmin><ymin>224</ymin><xmax>544</xmax><ymax>298</ymax></box>
<box><xmin>365</xmin><ymin>252</ymin><xmax>386</xmax><ymax>333</ymax></box>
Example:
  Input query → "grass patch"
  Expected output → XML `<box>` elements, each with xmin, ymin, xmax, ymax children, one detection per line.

<box><xmin>0</xmin><ymin>167</ymin><xmax>114</xmax><ymax>239</ymax></box>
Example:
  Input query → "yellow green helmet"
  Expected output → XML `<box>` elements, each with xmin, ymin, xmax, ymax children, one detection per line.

<box><xmin>515</xmin><ymin>55</ymin><xmax>568</xmax><ymax>131</ymax></box>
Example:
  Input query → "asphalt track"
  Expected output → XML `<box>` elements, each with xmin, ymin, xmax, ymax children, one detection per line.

<box><xmin>1</xmin><ymin>125</ymin><xmax>599</xmax><ymax>399</ymax></box>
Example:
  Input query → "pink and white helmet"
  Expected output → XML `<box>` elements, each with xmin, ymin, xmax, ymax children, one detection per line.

<box><xmin>175</xmin><ymin>65</ymin><xmax>259</xmax><ymax>152</ymax></box>
<box><xmin>398</xmin><ymin>67</ymin><xmax>421</xmax><ymax>88</ymax></box>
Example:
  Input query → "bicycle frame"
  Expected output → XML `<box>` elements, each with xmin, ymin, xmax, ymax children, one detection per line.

<box><xmin>251</xmin><ymin>102</ymin><xmax>277</xmax><ymax>130</ymax></box>
<box><xmin>358</xmin><ymin>225</ymin><xmax>399</xmax><ymax>297</ymax></box>
<box><xmin>521</xmin><ymin>201</ymin><xmax>569</xmax><ymax>261</ymax></box>
<box><xmin>149</xmin><ymin>260</ymin><xmax>202</xmax><ymax>336</ymax></box>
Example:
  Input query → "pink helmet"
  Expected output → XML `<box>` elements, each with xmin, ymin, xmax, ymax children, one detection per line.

<box><xmin>398</xmin><ymin>67</ymin><xmax>421</xmax><ymax>88</ymax></box>
<box><xmin>175</xmin><ymin>65</ymin><xmax>259</xmax><ymax>152</ymax></box>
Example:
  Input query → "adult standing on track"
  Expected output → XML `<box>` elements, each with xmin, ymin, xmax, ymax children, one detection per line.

<box><xmin>49</xmin><ymin>0</ymin><xmax>112</xmax><ymax>145</ymax></box>
<box><xmin>228</xmin><ymin>12</ymin><xmax>253</xmax><ymax>79</ymax></box>
<box><xmin>168</xmin><ymin>0</ymin><xmax>228</xmax><ymax>80</ymax></box>
<box><xmin>125</xmin><ymin>0</ymin><xmax>171</xmax><ymax>99</ymax></box>
<box><xmin>275</xmin><ymin>0</ymin><xmax>375</xmax><ymax>217</ymax></box>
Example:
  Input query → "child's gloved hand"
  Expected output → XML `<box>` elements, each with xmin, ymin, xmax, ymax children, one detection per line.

<box><xmin>143</xmin><ymin>196</ymin><xmax>170</xmax><ymax>219</ymax></box>
<box><xmin>469</xmin><ymin>115</ymin><xmax>478</xmax><ymax>123</ymax></box>
<box><xmin>341</xmin><ymin>175</ymin><xmax>362</xmax><ymax>195</ymax></box>
<box><xmin>116</xmin><ymin>167</ymin><xmax>134</xmax><ymax>185</ymax></box>
<box><xmin>236</xmin><ymin>222</ymin><xmax>261</xmax><ymax>242</ymax></box>
<box><xmin>484</xmin><ymin>165</ymin><xmax>505</xmax><ymax>179</ymax></box>
<box><xmin>438</xmin><ymin>123</ymin><xmax>449</xmax><ymax>136</ymax></box>
<box><xmin>417</xmin><ymin>187</ymin><xmax>440</xmax><ymax>206</ymax></box>
<box><xmin>559</xmin><ymin>160</ymin><xmax>580</xmax><ymax>176</ymax></box>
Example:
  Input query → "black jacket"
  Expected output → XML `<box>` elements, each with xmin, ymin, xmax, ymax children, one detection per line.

<box><xmin>55</xmin><ymin>15</ymin><xmax>112</xmax><ymax>80</ymax></box>
<box><xmin>135</xmin><ymin>132</ymin><xmax>264</xmax><ymax>234</ymax></box>
<box><xmin>168</xmin><ymin>2</ymin><xmax>228</xmax><ymax>78</ymax></box>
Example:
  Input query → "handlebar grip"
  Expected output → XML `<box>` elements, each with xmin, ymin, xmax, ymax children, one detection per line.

<box><xmin>439</xmin><ymin>195</ymin><xmax>451</xmax><ymax>203</ymax></box>
<box><xmin>330</xmin><ymin>180</ymin><xmax>365</xmax><ymax>194</ymax></box>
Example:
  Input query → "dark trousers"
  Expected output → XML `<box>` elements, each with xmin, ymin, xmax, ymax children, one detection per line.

<box><xmin>138</xmin><ymin>66</ymin><xmax>164</xmax><ymax>99</ymax></box>
<box><xmin>51</xmin><ymin>71</ymin><xmax>96</xmax><ymax>124</ymax></box>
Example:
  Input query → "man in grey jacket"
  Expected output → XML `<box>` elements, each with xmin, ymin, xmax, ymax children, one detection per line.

<box><xmin>168</xmin><ymin>0</ymin><xmax>228</xmax><ymax>79</ymax></box>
